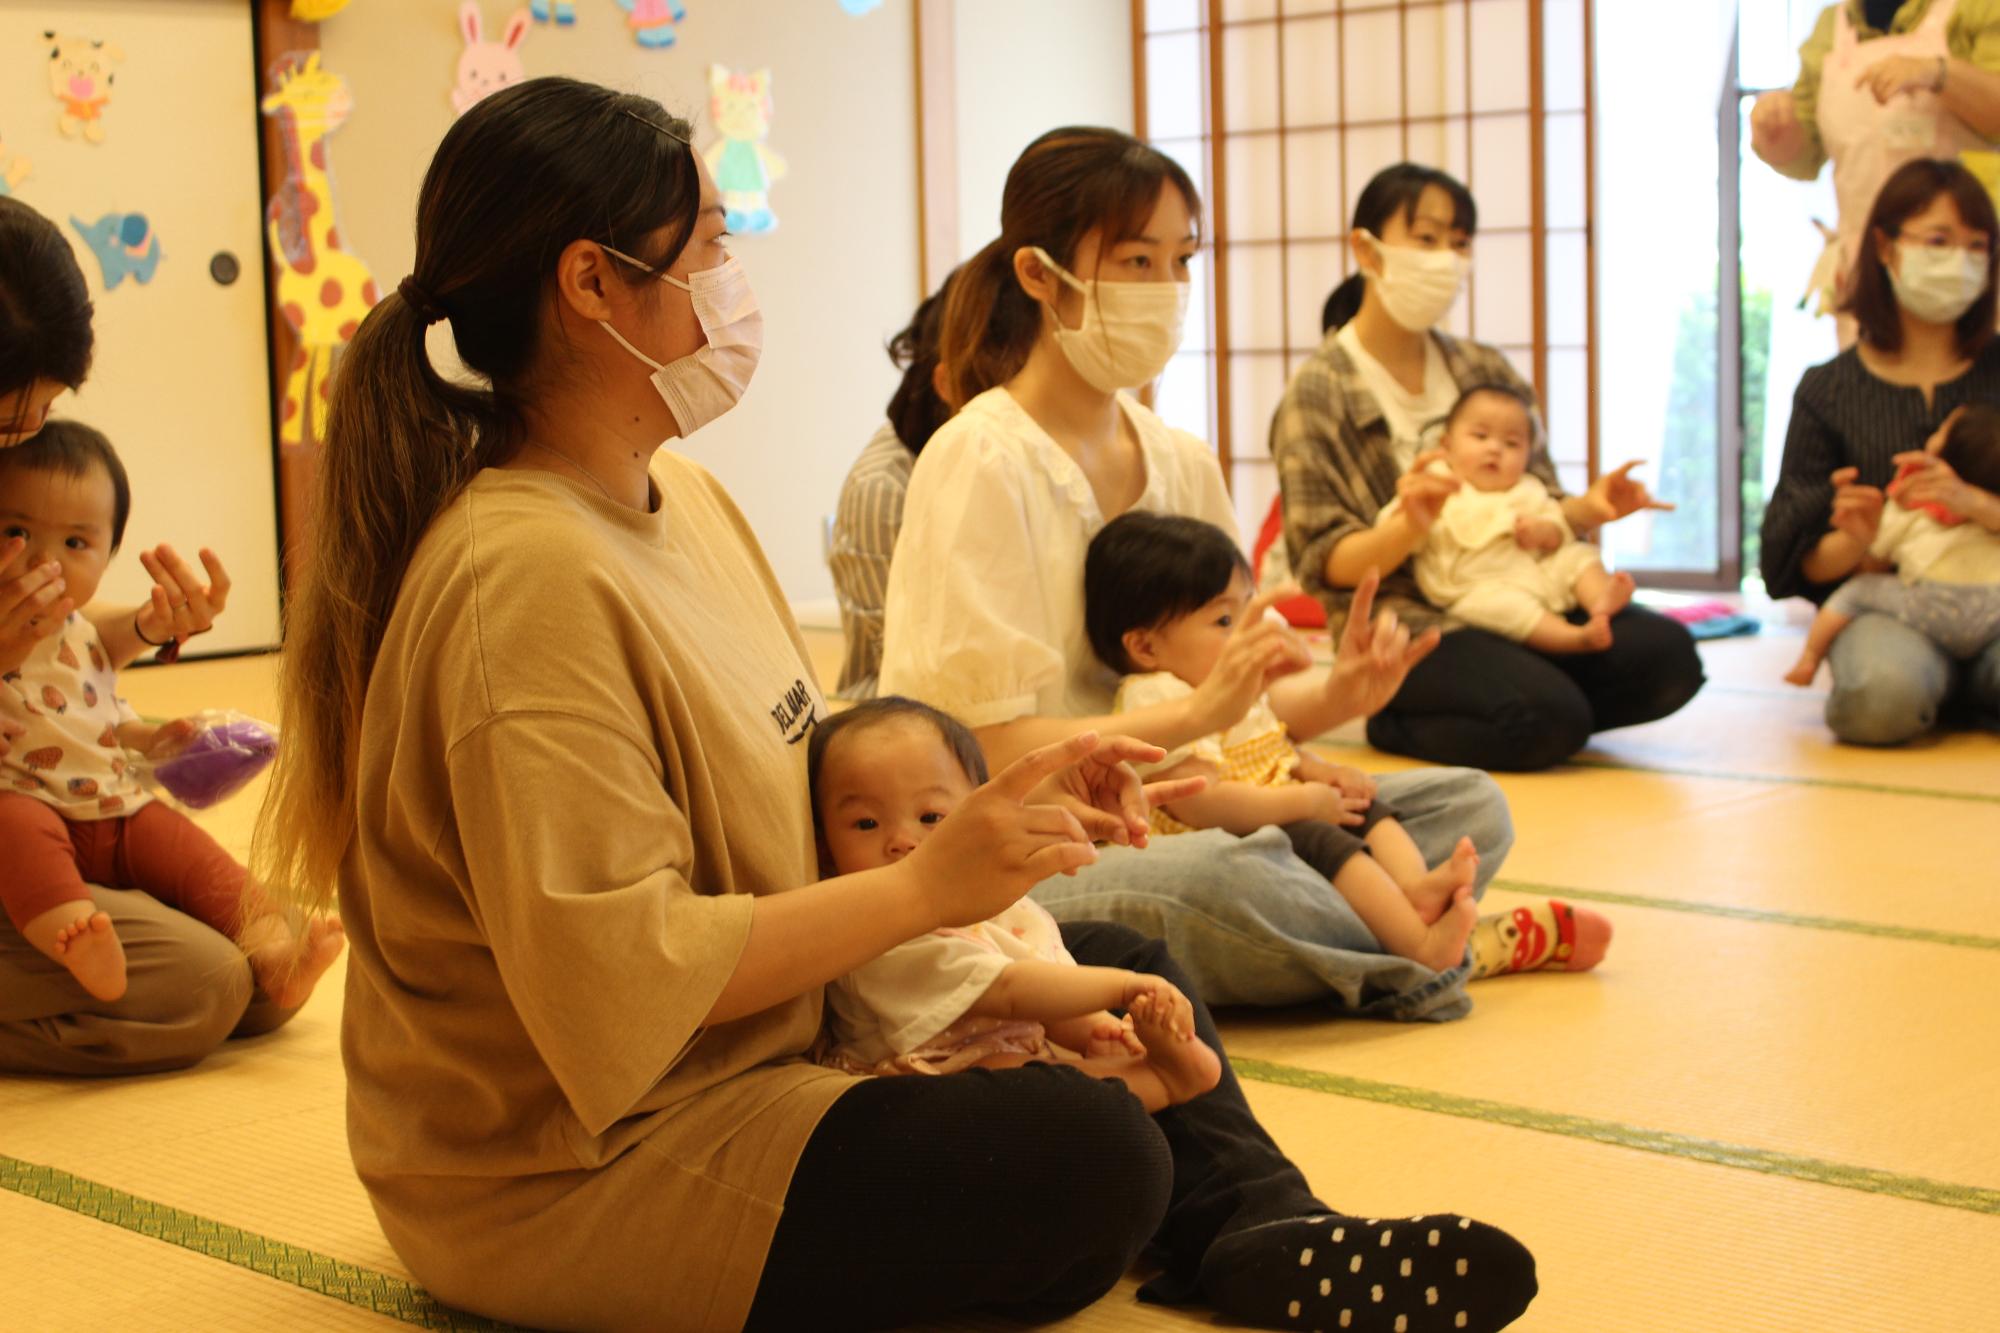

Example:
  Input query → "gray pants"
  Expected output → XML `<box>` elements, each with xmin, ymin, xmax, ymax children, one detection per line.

<box><xmin>0</xmin><ymin>884</ymin><xmax>297</xmax><ymax>1075</ymax></box>
<box><xmin>1826</xmin><ymin>575</ymin><xmax>2000</xmax><ymax>661</ymax></box>
<box><xmin>1030</xmin><ymin>766</ymin><xmax>1511</xmax><ymax>1022</ymax></box>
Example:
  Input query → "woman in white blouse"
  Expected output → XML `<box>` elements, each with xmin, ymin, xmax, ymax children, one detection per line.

<box><xmin>880</xmin><ymin>127</ymin><xmax>1563</xmax><ymax>1016</ymax></box>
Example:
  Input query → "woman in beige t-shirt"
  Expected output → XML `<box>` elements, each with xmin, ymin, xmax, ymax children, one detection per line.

<box><xmin>256</xmin><ymin>83</ymin><xmax>1537</xmax><ymax>1333</ymax></box>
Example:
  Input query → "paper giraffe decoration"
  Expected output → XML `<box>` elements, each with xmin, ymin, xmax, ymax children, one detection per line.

<box><xmin>704</xmin><ymin>65</ymin><xmax>785</xmax><ymax>234</ymax></box>
<box><xmin>453</xmin><ymin>3</ymin><xmax>530</xmax><ymax>116</ymax></box>
<box><xmin>260</xmin><ymin>53</ymin><xmax>380</xmax><ymax>450</ymax></box>
<box><xmin>69</xmin><ymin>213</ymin><xmax>161</xmax><ymax>288</ymax></box>
<box><xmin>44</xmin><ymin>32</ymin><xmax>124</xmax><ymax>144</ymax></box>
<box><xmin>0</xmin><ymin>135</ymin><xmax>30</xmax><ymax>196</ymax></box>
<box><xmin>616</xmin><ymin>0</ymin><xmax>686</xmax><ymax>49</ymax></box>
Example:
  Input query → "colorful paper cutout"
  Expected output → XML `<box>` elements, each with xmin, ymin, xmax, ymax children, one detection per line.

<box><xmin>290</xmin><ymin>0</ymin><xmax>354</xmax><ymax>19</ymax></box>
<box><xmin>705</xmin><ymin>66</ymin><xmax>784</xmax><ymax>234</ymax></box>
<box><xmin>530</xmin><ymin>0</ymin><xmax>576</xmax><ymax>23</ymax></box>
<box><xmin>840</xmin><ymin>0</ymin><xmax>883</xmax><ymax>12</ymax></box>
<box><xmin>260</xmin><ymin>53</ymin><xmax>380</xmax><ymax>450</ymax></box>
<box><xmin>453</xmin><ymin>3</ymin><xmax>530</xmax><ymax>116</ymax></box>
<box><xmin>0</xmin><ymin>135</ymin><xmax>30</xmax><ymax>197</ymax></box>
<box><xmin>44</xmin><ymin>32</ymin><xmax>124</xmax><ymax>145</ymax></box>
<box><xmin>616</xmin><ymin>0</ymin><xmax>686</xmax><ymax>49</ymax></box>
<box><xmin>69</xmin><ymin>212</ymin><xmax>161</xmax><ymax>289</ymax></box>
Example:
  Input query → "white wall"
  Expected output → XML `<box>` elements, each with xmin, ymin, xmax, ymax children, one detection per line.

<box><xmin>950</xmin><ymin>0</ymin><xmax>1134</xmax><ymax>263</ymax></box>
<box><xmin>318</xmin><ymin>0</ymin><xmax>920</xmax><ymax>605</ymax></box>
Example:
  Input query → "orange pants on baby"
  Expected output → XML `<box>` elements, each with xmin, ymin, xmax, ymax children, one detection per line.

<box><xmin>0</xmin><ymin>793</ymin><xmax>250</xmax><ymax>938</ymax></box>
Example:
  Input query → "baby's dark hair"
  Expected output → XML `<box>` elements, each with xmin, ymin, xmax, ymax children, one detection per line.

<box><xmin>806</xmin><ymin>696</ymin><xmax>990</xmax><ymax>833</ymax></box>
<box><xmin>1941</xmin><ymin>404</ymin><xmax>2000</xmax><ymax>494</ymax></box>
<box><xmin>1085</xmin><ymin>511</ymin><xmax>1251</xmax><ymax>675</ymax></box>
<box><xmin>1444</xmin><ymin>382</ymin><xmax>1534</xmax><ymax>432</ymax></box>
<box><xmin>0</xmin><ymin>420</ymin><xmax>130</xmax><ymax>549</ymax></box>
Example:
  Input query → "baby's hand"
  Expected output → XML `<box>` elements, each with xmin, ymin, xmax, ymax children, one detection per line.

<box><xmin>1084</xmin><ymin>1012</ymin><xmax>1144</xmax><ymax>1059</ymax></box>
<box><xmin>1308</xmin><ymin>780</ymin><xmax>1370</xmax><ymax>827</ymax></box>
<box><xmin>1125</xmin><ymin>978</ymin><xmax>1198</xmax><ymax>1043</ymax></box>
<box><xmin>1327</xmin><ymin>763</ymin><xmax>1377</xmax><ymax>802</ymax></box>
<box><xmin>118</xmin><ymin>715</ymin><xmax>198</xmax><ymax>758</ymax></box>
<box><xmin>1514</xmin><ymin>516</ymin><xmax>1565</xmax><ymax>554</ymax></box>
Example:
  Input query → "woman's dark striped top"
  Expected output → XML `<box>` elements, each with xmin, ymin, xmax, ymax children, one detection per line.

<box><xmin>1761</xmin><ymin>338</ymin><xmax>2000</xmax><ymax>602</ymax></box>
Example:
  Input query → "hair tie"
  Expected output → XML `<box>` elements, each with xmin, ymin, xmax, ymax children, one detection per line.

<box><xmin>398</xmin><ymin>276</ymin><xmax>446</xmax><ymax>325</ymax></box>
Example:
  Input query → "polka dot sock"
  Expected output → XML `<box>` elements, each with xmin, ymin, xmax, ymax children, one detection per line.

<box><xmin>1467</xmin><ymin>899</ymin><xmax>1613</xmax><ymax>981</ymax></box>
<box><xmin>1197</xmin><ymin>1212</ymin><xmax>1537</xmax><ymax>1332</ymax></box>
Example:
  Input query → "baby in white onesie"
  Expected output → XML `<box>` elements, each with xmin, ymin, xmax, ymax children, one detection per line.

<box><xmin>809</xmin><ymin>696</ymin><xmax>1221</xmax><ymax>1112</ymax></box>
<box><xmin>1379</xmin><ymin>385</ymin><xmax>1635</xmax><ymax>654</ymax></box>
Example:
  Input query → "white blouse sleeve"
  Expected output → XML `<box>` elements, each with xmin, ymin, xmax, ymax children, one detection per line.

<box><xmin>878</xmin><ymin>426</ymin><xmax>1067</xmax><ymax>728</ymax></box>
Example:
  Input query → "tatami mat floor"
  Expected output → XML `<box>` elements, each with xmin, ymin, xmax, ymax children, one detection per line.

<box><xmin>4</xmin><ymin>627</ymin><xmax>1995</xmax><ymax>1331</ymax></box>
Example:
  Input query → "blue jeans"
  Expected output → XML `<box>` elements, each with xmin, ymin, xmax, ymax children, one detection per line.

<box><xmin>1029</xmin><ymin>766</ymin><xmax>1512</xmax><ymax>1022</ymax></box>
<box><xmin>1824</xmin><ymin>612</ymin><xmax>2000</xmax><ymax>745</ymax></box>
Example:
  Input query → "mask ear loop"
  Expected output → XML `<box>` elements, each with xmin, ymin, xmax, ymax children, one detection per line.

<box><xmin>1029</xmin><ymin>245</ymin><xmax>1105</xmax><ymax>350</ymax></box>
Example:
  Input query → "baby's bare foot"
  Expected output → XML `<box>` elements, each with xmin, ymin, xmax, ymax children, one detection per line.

<box><xmin>1413</xmin><ymin>886</ymin><xmax>1480</xmax><ymax>972</ymax></box>
<box><xmin>28</xmin><ymin>904</ymin><xmax>127</xmax><ymax>1001</ymax></box>
<box><xmin>1584</xmin><ymin>571</ymin><xmax>1636</xmax><ymax>617</ymax></box>
<box><xmin>244</xmin><ymin>916</ymin><xmax>345</xmax><ymax>1010</ymax></box>
<box><xmin>1783</xmin><ymin>654</ymin><xmax>1821</xmax><ymax>687</ymax></box>
<box><xmin>1408</xmin><ymin>835</ymin><xmax>1480</xmax><ymax>924</ymax></box>
<box><xmin>1581</xmin><ymin>613</ymin><xmax>1614</xmax><ymax>651</ymax></box>
<box><xmin>1130</xmin><ymin>993</ymin><xmax>1221</xmax><ymax>1106</ymax></box>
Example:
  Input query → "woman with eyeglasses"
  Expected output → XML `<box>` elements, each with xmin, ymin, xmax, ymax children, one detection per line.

<box><xmin>1763</xmin><ymin>156</ymin><xmax>2000</xmax><ymax>742</ymax></box>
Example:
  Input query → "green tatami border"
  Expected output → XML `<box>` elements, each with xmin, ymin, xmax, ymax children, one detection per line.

<box><xmin>1229</xmin><ymin>1059</ymin><xmax>2000</xmax><ymax>1216</ymax></box>
<box><xmin>1486</xmin><ymin>878</ymin><xmax>2000</xmax><ymax>951</ymax></box>
<box><xmin>0</xmin><ymin>1156</ymin><xmax>508</xmax><ymax>1330</ymax></box>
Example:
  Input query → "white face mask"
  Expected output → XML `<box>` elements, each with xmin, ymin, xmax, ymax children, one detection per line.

<box><xmin>1360</xmin><ymin>230</ymin><xmax>1470</xmax><ymax>332</ymax></box>
<box><xmin>1890</xmin><ymin>243</ymin><xmax>1988</xmax><ymax>326</ymax></box>
<box><xmin>1031</xmin><ymin>246</ymin><xmax>1189</xmax><ymax>393</ymax></box>
<box><xmin>599</xmin><ymin>245</ymin><xmax>763</xmax><ymax>437</ymax></box>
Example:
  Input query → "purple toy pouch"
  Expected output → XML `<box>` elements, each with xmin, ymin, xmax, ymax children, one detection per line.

<box><xmin>140</xmin><ymin>710</ymin><xmax>280</xmax><ymax>809</ymax></box>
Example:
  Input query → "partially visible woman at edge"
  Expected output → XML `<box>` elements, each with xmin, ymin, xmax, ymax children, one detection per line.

<box><xmin>1272</xmin><ymin>162</ymin><xmax>1705</xmax><ymax>772</ymax></box>
<box><xmin>1762</xmin><ymin>155</ymin><xmax>2000</xmax><ymax>741</ymax></box>
<box><xmin>828</xmin><ymin>271</ymin><xmax>955</xmax><ymax>701</ymax></box>
<box><xmin>252</xmin><ymin>82</ymin><xmax>1538</xmax><ymax>1333</ymax></box>
<box><xmin>0</xmin><ymin>194</ymin><xmax>275</xmax><ymax>1075</ymax></box>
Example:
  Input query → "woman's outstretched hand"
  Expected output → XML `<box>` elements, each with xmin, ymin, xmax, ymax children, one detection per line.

<box><xmin>902</xmin><ymin>732</ymin><xmax>1144</xmax><ymax>928</ymax></box>
<box><xmin>1891</xmin><ymin>412</ymin><xmax>2000</xmax><ymax>527</ymax></box>
<box><xmin>1190</xmin><ymin>584</ymin><xmax>1314</xmax><ymax>735</ymax></box>
<box><xmin>1827</xmin><ymin>466</ymin><xmax>1887</xmax><ymax>546</ymax></box>
<box><xmin>1582</xmin><ymin>460</ymin><xmax>1675</xmax><ymax>526</ymax></box>
<box><xmin>1395</xmin><ymin>448</ymin><xmax>1461</xmax><ymax>534</ymax></box>
<box><xmin>1322</xmin><ymin>569</ymin><xmax>1440</xmax><ymax>723</ymax></box>
<box><xmin>1749</xmin><ymin>90</ymin><xmax>1808</xmax><ymax>168</ymax></box>
<box><xmin>1027</xmin><ymin>733</ymin><xmax>1209</xmax><ymax>851</ymax></box>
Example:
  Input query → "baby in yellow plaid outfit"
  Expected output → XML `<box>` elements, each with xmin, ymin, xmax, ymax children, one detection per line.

<box><xmin>1090</xmin><ymin>513</ymin><xmax>1479</xmax><ymax>971</ymax></box>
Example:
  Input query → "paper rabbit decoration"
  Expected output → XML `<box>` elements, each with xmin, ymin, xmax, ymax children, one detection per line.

<box><xmin>452</xmin><ymin>2</ymin><xmax>530</xmax><ymax>116</ymax></box>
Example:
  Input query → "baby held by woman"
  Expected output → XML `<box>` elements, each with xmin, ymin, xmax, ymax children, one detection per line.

<box><xmin>810</xmin><ymin>698</ymin><xmax>1222</xmax><ymax>1111</ymax></box>
<box><xmin>1381</xmin><ymin>384</ymin><xmax>1635</xmax><ymax>654</ymax></box>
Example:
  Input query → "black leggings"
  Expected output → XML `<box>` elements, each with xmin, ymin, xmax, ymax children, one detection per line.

<box><xmin>1367</xmin><ymin>607</ymin><xmax>1705</xmax><ymax>771</ymax></box>
<box><xmin>744</xmin><ymin>922</ymin><xmax>1324</xmax><ymax>1331</ymax></box>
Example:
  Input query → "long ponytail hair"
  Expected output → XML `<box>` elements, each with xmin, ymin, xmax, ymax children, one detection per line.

<box><xmin>938</xmin><ymin>127</ymin><xmax>1200</xmax><ymax>409</ymax></box>
<box><xmin>255</xmin><ymin>78</ymin><xmax>701</xmax><ymax>913</ymax></box>
<box><xmin>0</xmin><ymin>197</ymin><xmax>94</xmax><ymax>436</ymax></box>
<box><xmin>1321</xmin><ymin>162</ymin><xmax>1477</xmax><ymax>334</ymax></box>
